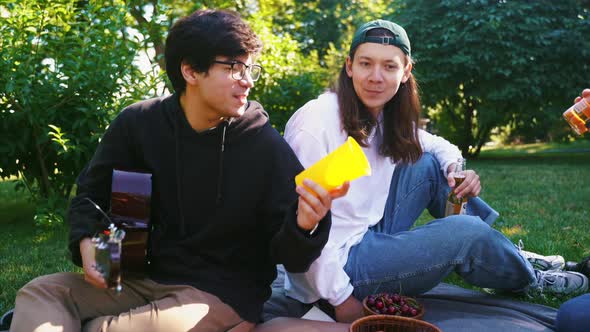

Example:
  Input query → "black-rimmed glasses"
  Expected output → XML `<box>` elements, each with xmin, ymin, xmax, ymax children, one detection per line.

<box><xmin>213</xmin><ymin>60</ymin><xmax>263</xmax><ymax>81</ymax></box>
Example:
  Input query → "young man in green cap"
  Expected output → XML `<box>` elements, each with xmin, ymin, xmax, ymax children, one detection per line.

<box><xmin>281</xmin><ymin>19</ymin><xmax>588</xmax><ymax>323</ymax></box>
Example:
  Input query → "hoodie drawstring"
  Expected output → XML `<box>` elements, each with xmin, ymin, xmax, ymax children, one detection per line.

<box><xmin>216</xmin><ymin>120</ymin><xmax>229</xmax><ymax>206</ymax></box>
<box><xmin>174</xmin><ymin>113</ymin><xmax>229</xmax><ymax>237</ymax></box>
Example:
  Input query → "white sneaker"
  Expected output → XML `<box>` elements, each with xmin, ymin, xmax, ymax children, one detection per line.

<box><xmin>531</xmin><ymin>269</ymin><xmax>589</xmax><ymax>295</ymax></box>
<box><xmin>517</xmin><ymin>240</ymin><xmax>565</xmax><ymax>271</ymax></box>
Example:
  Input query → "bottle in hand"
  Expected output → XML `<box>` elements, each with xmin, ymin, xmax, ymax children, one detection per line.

<box><xmin>445</xmin><ymin>158</ymin><xmax>467</xmax><ymax>216</ymax></box>
<box><xmin>563</xmin><ymin>95</ymin><xmax>590</xmax><ymax>135</ymax></box>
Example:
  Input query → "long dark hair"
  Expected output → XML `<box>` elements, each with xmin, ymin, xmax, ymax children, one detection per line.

<box><xmin>334</xmin><ymin>30</ymin><xmax>423</xmax><ymax>164</ymax></box>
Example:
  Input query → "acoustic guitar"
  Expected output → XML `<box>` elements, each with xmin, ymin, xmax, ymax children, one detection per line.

<box><xmin>93</xmin><ymin>170</ymin><xmax>152</xmax><ymax>292</ymax></box>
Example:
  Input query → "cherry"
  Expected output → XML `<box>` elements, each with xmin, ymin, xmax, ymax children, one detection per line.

<box><xmin>366</xmin><ymin>292</ymin><xmax>421</xmax><ymax>317</ymax></box>
<box><xmin>375</xmin><ymin>300</ymin><xmax>384</xmax><ymax>310</ymax></box>
<box><xmin>401</xmin><ymin>304</ymin><xmax>410</xmax><ymax>314</ymax></box>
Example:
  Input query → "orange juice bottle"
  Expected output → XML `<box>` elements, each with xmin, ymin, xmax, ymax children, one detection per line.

<box><xmin>563</xmin><ymin>96</ymin><xmax>590</xmax><ymax>135</ymax></box>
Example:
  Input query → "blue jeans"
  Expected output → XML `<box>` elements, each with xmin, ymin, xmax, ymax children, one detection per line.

<box><xmin>343</xmin><ymin>153</ymin><xmax>536</xmax><ymax>299</ymax></box>
<box><xmin>556</xmin><ymin>294</ymin><xmax>590</xmax><ymax>332</ymax></box>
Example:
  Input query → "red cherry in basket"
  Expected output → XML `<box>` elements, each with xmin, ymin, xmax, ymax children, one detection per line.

<box><xmin>387</xmin><ymin>305</ymin><xmax>397</xmax><ymax>314</ymax></box>
<box><xmin>401</xmin><ymin>304</ymin><xmax>410</xmax><ymax>314</ymax></box>
<box><xmin>375</xmin><ymin>300</ymin><xmax>384</xmax><ymax>310</ymax></box>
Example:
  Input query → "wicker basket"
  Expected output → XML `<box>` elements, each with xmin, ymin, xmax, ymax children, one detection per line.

<box><xmin>362</xmin><ymin>296</ymin><xmax>425</xmax><ymax>320</ymax></box>
<box><xmin>349</xmin><ymin>315</ymin><xmax>441</xmax><ymax>332</ymax></box>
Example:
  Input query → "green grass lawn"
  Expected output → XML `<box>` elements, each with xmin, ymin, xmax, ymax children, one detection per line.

<box><xmin>1</xmin><ymin>141</ymin><xmax>589</xmax><ymax>315</ymax></box>
<box><xmin>415</xmin><ymin>142</ymin><xmax>590</xmax><ymax>308</ymax></box>
<box><xmin>479</xmin><ymin>138</ymin><xmax>590</xmax><ymax>158</ymax></box>
<box><xmin>0</xmin><ymin>181</ymin><xmax>79</xmax><ymax>314</ymax></box>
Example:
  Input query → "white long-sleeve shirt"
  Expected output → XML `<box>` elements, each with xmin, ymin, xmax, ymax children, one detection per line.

<box><xmin>283</xmin><ymin>92</ymin><xmax>462</xmax><ymax>306</ymax></box>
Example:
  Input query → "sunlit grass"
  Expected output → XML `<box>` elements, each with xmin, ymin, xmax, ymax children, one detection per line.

<box><xmin>414</xmin><ymin>142</ymin><xmax>589</xmax><ymax>308</ymax></box>
<box><xmin>500</xmin><ymin>224</ymin><xmax>526</xmax><ymax>237</ymax></box>
<box><xmin>481</xmin><ymin>138</ymin><xmax>590</xmax><ymax>156</ymax></box>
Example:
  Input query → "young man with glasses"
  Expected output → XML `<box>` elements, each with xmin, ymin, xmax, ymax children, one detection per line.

<box><xmin>8</xmin><ymin>9</ymin><xmax>347</xmax><ymax>332</ymax></box>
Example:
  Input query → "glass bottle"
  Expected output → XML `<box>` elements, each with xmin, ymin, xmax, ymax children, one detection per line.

<box><xmin>445</xmin><ymin>158</ymin><xmax>467</xmax><ymax>217</ymax></box>
<box><xmin>563</xmin><ymin>96</ymin><xmax>590</xmax><ymax>135</ymax></box>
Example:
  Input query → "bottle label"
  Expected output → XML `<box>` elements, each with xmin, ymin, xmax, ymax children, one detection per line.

<box><xmin>573</xmin><ymin>98</ymin><xmax>590</xmax><ymax>119</ymax></box>
<box><xmin>445</xmin><ymin>200</ymin><xmax>467</xmax><ymax>216</ymax></box>
<box><xmin>564</xmin><ymin>108</ymin><xmax>588</xmax><ymax>135</ymax></box>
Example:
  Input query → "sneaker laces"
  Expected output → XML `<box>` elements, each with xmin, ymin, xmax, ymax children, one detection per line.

<box><xmin>514</xmin><ymin>239</ymin><xmax>540</xmax><ymax>260</ymax></box>
<box><xmin>534</xmin><ymin>270</ymin><xmax>566</xmax><ymax>293</ymax></box>
<box><xmin>516</xmin><ymin>239</ymin><xmax>532</xmax><ymax>260</ymax></box>
<box><xmin>517</xmin><ymin>239</ymin><xmax>525</xmax><ymax>251</ymax></box>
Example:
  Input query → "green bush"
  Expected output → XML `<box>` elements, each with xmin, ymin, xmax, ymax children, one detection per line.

<box><xmin>0</xmin><ymin>1</ymin><xmax>154</xmax><ymax>223</ymax></box>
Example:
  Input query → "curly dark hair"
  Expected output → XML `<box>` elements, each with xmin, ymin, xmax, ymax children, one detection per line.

<box><xmin>165</xmin><ymin>9</ymin><xmax>263</xmax><ymax>93</ymax></box>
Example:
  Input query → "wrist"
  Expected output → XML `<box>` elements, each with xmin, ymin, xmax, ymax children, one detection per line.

<box><xmin>308</xmin><ymin>223</ymin><xmax>319</xmax><ymax>235</ymax></box>
<box><xmin>297</xmin><ymin>222</ymin><xmax>319</xmax><ymax>237</ymax></box>
<box><xmin>330</xmin><ymin>284</ymin><xmax>355</xmax><ymax>307</ymax></box>
<box><xmin>79</xmin><ymin>237</ymin><xmax>95</xmax><ymax>266</ymax></box>
<box><xmin>447</xmin><ymin>163</ymin><xmax>456</xmax><ymax>175</ymax></box>
<box><xmin>296</xmin><ymin>209</ymin><xmax>319</xmax><ymax>234</ymax></box>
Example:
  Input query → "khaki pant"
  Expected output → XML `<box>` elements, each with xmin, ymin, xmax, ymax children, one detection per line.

<box><xmin>10</xmin><ymin>272</ymin><xmax>254</xmax><ymax>332</ymax></box>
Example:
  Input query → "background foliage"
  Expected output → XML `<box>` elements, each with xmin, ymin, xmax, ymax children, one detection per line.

<box><xmin>394</xmin><ymin>0</ymin><xmax>590</xmax><ymax>155</ymax></box>
<box><xmin>1</xmin><ymin>0</ymin><xmax>589</xmax><ymax>226</ymax></box>
<box><xmin>0</xmin><ymin>0</ymin><xmax>155</xmax><ymax>225</ymax></box>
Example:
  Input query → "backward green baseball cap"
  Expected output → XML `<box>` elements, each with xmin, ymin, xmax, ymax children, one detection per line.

<box><xmin>350</xmin><ymin>19</ymin><xmax>411</xmax><ymax>57</ymax></box>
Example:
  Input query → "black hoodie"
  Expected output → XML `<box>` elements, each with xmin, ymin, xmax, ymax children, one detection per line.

<box><xmin>68</xmin><ymin>94</ymin><xmax>331</xmax><ymax>322</ymax></box>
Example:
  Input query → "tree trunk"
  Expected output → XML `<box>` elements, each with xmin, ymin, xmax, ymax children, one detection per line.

<box><xmin>33</xmin><ymin>128</ymin><xmax>52</xmax><ymax>197</ymax></box>
<box><xmin>129</xmin><ymin>1</ymin><xmax>171</xmax><ymax>91</ymax></box>
<box><xmin>462</xmin><ymin>105</ymin><xmax>474</xmax><ymax>156</ymax></box>
<box><xmin>473</xmin><ymin>126</ymin><xmax>492</xmax><ymax>157</ymax></box>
